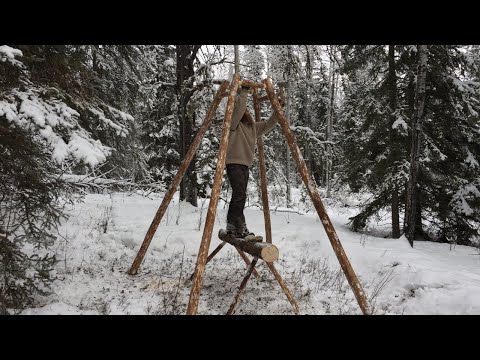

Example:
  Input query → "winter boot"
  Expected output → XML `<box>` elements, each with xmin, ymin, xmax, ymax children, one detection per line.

<box><xmin>237</xmin><ymin>222</ymin><xmax>263</xmax><ymax>242</ymax></box>
<box><xmin>226</xmin><ymin>222</ymin><xmax>238</xmax><ymax>237</ymax></box>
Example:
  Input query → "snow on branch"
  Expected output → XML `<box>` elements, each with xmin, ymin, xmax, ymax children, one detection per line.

<box><xmin>422</xmin><ymin>133</ymin><xmax>448</xmax><ymax>161</ymax></box>
<box><xmin>61</xmin><ymin>173</ymin><xmax>166</xmax><ymax>195</ymax></box>
<box><xmin>465</xmin><ymin>148</ymin><xmax>479</xmax><ymax>168</ymax></box>
<box><xmin>89</xmin><ymin>107</ymin><xmax>129</xmax><ymax>136</ymax></box>
<box><xmin>0</xmin><ymin>45</ymin><xmax>24</xmax><ymax>68</ymax></box>
<box><xmin>291</xmin><ymin>125</ymin><xmax>335</xmax><ymax>146</ymax></box>
<box><xmin>1</xmin><ymin>87</ymin><xmax>116</xmax><ymax>167</ymax></box>
<box><xmin>451</xmin><ymin>182</ymin><xmax>480</xmax><ymax>217</ymax></box>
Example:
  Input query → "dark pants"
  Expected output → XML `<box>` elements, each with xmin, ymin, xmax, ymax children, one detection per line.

<box><xmin>226</xmin><ymin>164</ymin><xmax>249</xmax><ymax>228</ymax></box>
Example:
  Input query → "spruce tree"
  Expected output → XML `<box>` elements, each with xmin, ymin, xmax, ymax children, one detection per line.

<box><xmin>0</xmin><ymin>45</ymin><xmax>141</xmax><ymax>312</ymax></box>
<box><xmin>415</xmin><ymin>45</ymin><xmax>480</xmax><ymax>245</ymax></box>
<box><xmin>338</xmin><ymin>45</ymin><xmax>410</xmax><ymax>236</ymax></box>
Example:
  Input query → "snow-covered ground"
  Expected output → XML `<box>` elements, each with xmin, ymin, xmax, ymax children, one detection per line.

<box><xmin>21</xmin><ymin>192</ymin><xmax>480</xmax><ymax>315</ymax></box>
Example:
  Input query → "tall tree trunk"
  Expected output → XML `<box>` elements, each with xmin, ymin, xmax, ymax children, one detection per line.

<box><xmin>416</xmin><ymin>191</ymin><xmax>423</xmax><ymax>237</ymax></box>
<box><xmin>286</xmin><ymin>80</ymin><xmax>291</xmax><ymax>207</ymax></box>
<box><xmin>389</xmin><ymin>45</ymin><xmax>400</xmax><ymax>238</ymax></box>
<box><xmin>176</xmin><ymin>45</ymin><xmax>199</xmax><ymax>207</ymax></box>
<box><xmin>325</xmin><ymin>46</ymin><xmax>336</xmax><ymax>197</ymax></box>
<box><xmin>404</xmin><ymin>66</ymin><xmax>417</xmax><ymax>231</ymax></box>
<box><xmin>234</xmin><ymin>45</ymin><xmax>240</xmax><ymax>74</ymax></box>
<box><xmin>405</xmin><ymin>45</ymin><xmax>428</xmax><ymax>246</ymax></box>
<box><xmin>304</xmin><ymin>45</ymin><xmax>313</xmax><ymax>175</ymax></box>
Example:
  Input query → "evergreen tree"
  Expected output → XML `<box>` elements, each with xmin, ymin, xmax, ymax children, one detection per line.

<box><xmin>338</xmin><ymin>45</ymin><xmax>410</xmax><ymax>235</ymax></box>
<box><xmin>338</xmin><ymin>45</ymin><xmax>480</xmax><ymax>245</ymax></box>
<box><xmin>83</xmin><ymin>45</ymin><xmax>150</xmax><ymax>181</ymax></box>
<box><xmin>242</xmin><ymin>45</ymin><xmax>264</xmax><ymax>80</ymax></box>
<box><xmin>415</xmin><ymin>45</ymin><xmax>480</xmax><ymax>245</ymax></box>
<box><xmin>140</xmin><ymin>45</ymin><xmax>179</xmax><ymax>185</ymax></box>
<box><xmin>0</xmin><ymin>45</ymin><xmax>139</xmax><ymax>311</ymax></box>
<box><xmin>292</xmin><ymin>45</ymin><xmax>330</xmax><ymax>186</ymax></box>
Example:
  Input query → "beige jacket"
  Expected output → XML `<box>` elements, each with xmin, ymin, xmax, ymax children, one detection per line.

<box><xmin>226</xmin><ymin>89</ymin><xmax>278</xmax><ymax>167</ymax></box>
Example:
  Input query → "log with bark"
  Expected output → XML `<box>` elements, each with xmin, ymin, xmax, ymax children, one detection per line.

<box><xmin>187</xmin><ymin>74</ymin><xmax>241</xmax><ymax>315</ymax></box>
<box><xmin>212</xmin><ymin>79</ymin><xmax>264</xmax><ymax>89</ymax></box>
<box><xmin>218</xmin><ymin>229</ymin><xmax>279</xmax><ymax>262</ymax></box>
<box><xmin>264</xmin><ymin>77</ymin><xmax>370</xmax><ymax>315</ymax></box>
<box><xmin>128</xmin><ymin>80</ymin><xmax>229</xmax><ymax>276</ymax></box>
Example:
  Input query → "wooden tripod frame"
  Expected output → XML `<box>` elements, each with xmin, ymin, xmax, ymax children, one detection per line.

<box><xmin>127</xmin><ymin>74</ymin><xmax>370</xmax><ymax>315</ymax></box>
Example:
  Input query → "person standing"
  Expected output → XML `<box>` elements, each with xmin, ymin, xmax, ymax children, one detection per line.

<box><xmin>225</xmin><ymin>86</ymin><xmax>281</xmax><ymax>240</ymax></box>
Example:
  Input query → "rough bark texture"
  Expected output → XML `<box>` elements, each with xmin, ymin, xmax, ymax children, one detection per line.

<box><xmin>266</xmin><ymin>262</ymin><xmax>299</xmax><ymax>314</ymax></box>
<box><xmin>406</xmin><ymin>45</ymin><xmax>428</xmax><ymax>247</ymax></box>
<box><xmin>253</xmin><ymin>90</ymin><xmax>272</xmax><ymax>244</ymax></box>
<box><xmin>239</xmin><ymin>79</ymin><xmax>264</xmax><ymax>89</ymax></box>
<box><xmin>389</xmin><ymin>45</ymin><xmax>401</xmax><ymax>239</ymax></box>
<box><xmin>305</xmin><ymin>46</ymin><xmax>313</xmax><ymax>176</ymax></box>
<box><xmin>264</xmin><ymin>78</ymin><xmax>370</xmax><ymax>315</ymax></box>
<box><xmin>234</xmin><ymin>45</ymin><xmax>240</xmax><ymax>74</ymax></box>
<box><xmin>226</xmin><ymin>257</ymin><xmax>258</xmax><ymax>315</ymax></box>
<box><xmin>176</xmin><ymin>45</ymin><xmax>201</xmax><ymax>206</ymax></box>
<box><xmin>392</xmin><ymin>190</ymin><xmax>400</xmax><ymax>238</ymax></box>
<box><xmin>186</xmin><ymin>74</ymin><xmax>241</xmax><ymax>315</ymax></box>
<box><xmin>218</xmin><ymin>230</ymin><xmax>279</xmax><ymax>262</ymax></box>
<box><xmin>325</xmin><ymin>49</ymin><xmax>336</xmax><ymax>197</ymax></box>
<box><xmin>285</xmin><ymin>81</ymin><xmax>291</xmax><ymax>205</ymax></box>
<box><xmin>404</xmin><ymin>70</ymin><xmax>417</xmax><ymax>231</ymax></box>
<box><xmin>213</xmin><ymin>79</ymin><xmax>264</xmax><ymax>89</ymax></box>
<box><xmin>128</xmin><ymin>81</ymin><xmax>229</xmax><ymax>276</ymax></box>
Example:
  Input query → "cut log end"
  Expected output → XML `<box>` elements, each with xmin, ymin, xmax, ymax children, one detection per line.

<box><xmin>218</xmin><ymin>229</ymin><xmax>279</xmax><ymax>262</ymax></box>
<box><xmin>260</xmin><ymin>246</ymin><xmax>279</xmax><ymax>263</ymax></box>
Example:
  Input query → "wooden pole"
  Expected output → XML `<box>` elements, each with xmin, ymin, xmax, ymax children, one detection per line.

<box><xmin>234</xmin><ymin>45</ymin><xmax>240</xmax><ymax>74</ymax></box>
<box><xmin>206</xmin><ymin>242</ymin><xmax>227</xmax><ymax>263</ymax></box>
<box><xmin>128</xmin><ymin>81</ymin><xmax>229</xmax><ymax>275</ymax></box>
<box><xmin>227</xmin><ymin>258</ymin><xmax>258</xmax><ymax>315</ymax></box>
<box><xmin>264</xmin><ymin>78</ymin><xmax>370</xmax><ymax>315</ymax></box>
<box><xmin>186</xmin><ymin>74</ymin><xmax>241</xmax><ymax>315</ymax></box>
<box><xmin>188</xmin><ymin>242</ymin><xmax>259</xmax><ymax>280</ymax></box>
<box><xmin>188</xmin><ymin>242</ymin><xmax>227</xmax><ymax>281</ymax></box>
<box><xmin>266</xmin><ymin>262</ymin><xmax>299</xmax><ymax>314</ymax></box>
<box><xmin>285</xmin><ymin>80</ymin><xmax>291</xmax><ymax>207</ymax></box>
<box><xmin>213</xmin><ymin>79</ymin><xmax>264</xmax><ymax>89</ymax></box>
<box><xmin>218</xmin><ymin>230</ymin><xmax>278</xmax><ymax>262</ymax></box>
<box><xmin>253</xmin><ymin>89</ymin><xmax>272</xmax><ymax>244</ymax></box>
<box><xmin>234</xmin><ymin>248</ymin><xmax>260</xmax><ymax>278</ymax></box>
<box><xmin>239</xmin><ymin>79</ymin><xmax>264</xmax><ymax>89</ymax></box>
<box><xmin>258</xmin><ymin>94</ymin><xmax>284</xmax><ymax>103</ymax></box>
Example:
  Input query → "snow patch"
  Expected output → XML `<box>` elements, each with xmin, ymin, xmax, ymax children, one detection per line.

<box><xmin>0</xmin><ymin>45</ymin><xmax>24</xmax><ymax>67</ymax></box>
<box><xmin>17</xmin><ymin>191</ymin><xmax>480</xmax><ymax>315</ymax></box>
<box><xmin>68</xmin><ymin>133</ymin><xmax>110</xmax><ymax>168</ymax></box>
<box><xmin>465</xmin><ymin>150</ymin><xmax>479</xmax><ymax>168</ymax></box>
<box><xmin>392</xmin><ymin>117</ymin><xmax>408</xmax><ymax>131</ymax></box>
<box><xmin>451</xmin><ymin>184</ymin><xmax>480</xmax><ymax>216</ymax></box>
<box><xmin>107</xmin><ymin>106</ymin><xmax>134</xmax><ymax>123</ymax></box>
<box><xmin>164</xmin><ymin>58</ymin><xmax>175</xmax><ymax>67</ymax></box>
<box><xmin>20</xmin><ymin>97</ymin><xmax>47</xmax><ymax>127</ymax></box>
<box><xmin>0</xmin><ymin>100</ymin><xmax>18</xmax><ymax>121</ymax></box>
<box><xmin>0</xmin><ymin>45</ymin><xmax>23</xmax><ymax>59</ymax></box>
